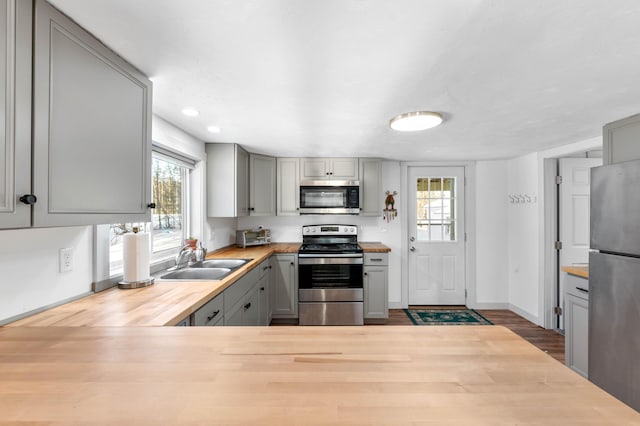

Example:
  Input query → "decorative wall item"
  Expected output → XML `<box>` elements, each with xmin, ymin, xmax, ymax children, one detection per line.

<box><xmin>383</xmin><ymin>190</ymin><xmax>398</xmax><ymax>222</ymax></box>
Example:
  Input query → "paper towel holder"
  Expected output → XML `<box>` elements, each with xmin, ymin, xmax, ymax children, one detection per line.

<box><xmin>118</xmin><ymin>226</ymin><xmax>155</xmax><ymax>289</ymax></box>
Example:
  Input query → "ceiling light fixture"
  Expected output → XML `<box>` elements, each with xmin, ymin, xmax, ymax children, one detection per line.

<box><xmin>182</xmin><ymin>108</ymin><xmax>199</xmax><ymax>117</ymax></box>
<box><xmin>389</xmin><ymin>111</ymin><xmax>443</xmax><ymax>131</ymax></box>
<box><xmin>207</xmin><ymin>126</ymin><xmax>221</xmax><ymax>133</ymax></box>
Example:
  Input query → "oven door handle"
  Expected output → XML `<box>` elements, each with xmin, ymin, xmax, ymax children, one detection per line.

<box><xmin>298</xmin><ymin>256</ymin><xmax>364</xmax><ymax>265</ymax></box>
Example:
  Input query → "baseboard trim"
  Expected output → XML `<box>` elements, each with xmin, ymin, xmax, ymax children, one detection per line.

<box><xmin>473</xmin><ymin>302</ymin><xmax>510</xmax><ymax>309</ymax></box>
<box><xmin>509</xmin><ymin>304</ymin><xmax>541</xmax><ymax>326</ymax></box>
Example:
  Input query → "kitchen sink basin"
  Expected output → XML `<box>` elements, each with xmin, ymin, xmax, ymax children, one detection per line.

<box><xmin>160</xmin><ymin>268</ymin><xmax>232</xmax><ymax>281</ymax></box>
<box><xmin>190</xmin><ymin>259</ymin><xmax>251</xmax><ymax>269</ymax></box>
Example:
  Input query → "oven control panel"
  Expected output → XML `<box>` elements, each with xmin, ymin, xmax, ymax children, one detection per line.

<box><xmin>302</xmin><ymin>225</ymin><xmax>357</xmax><ymax>236</ymax></box>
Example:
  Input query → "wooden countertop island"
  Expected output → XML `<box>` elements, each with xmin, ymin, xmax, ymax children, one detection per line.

<box><xmin>1</xmin><ymin>325</ymin><xmax>637</xmax><ymax>424</ymax></box>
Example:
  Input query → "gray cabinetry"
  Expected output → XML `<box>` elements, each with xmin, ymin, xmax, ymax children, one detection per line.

<box><xmin>32</xmin><ymin>0</ymin><xmax>152</xmax><ymax>227</ymax></box>
<box><xmin>300</xmin><ymin>158</ymin><xmax>359</xmax><ymax>180</ymax></box>
<box><xmin>206</xmin><ymin>143</ymin><xmax>249</xmax><ymax>217</ymax></box>
<box><xmin>359</xmin><ymin>159</ymin><xmax>382</xmax><ymax>216</ymax></box>
<box><xmin>249</xmin><ymin>153</ymin><xmax>276</xmax><ymax>216</ymax></box>
<box><xmin>564</xmin><ymin>274</ymin><xmax>589</xmax><ymax>378</ymax></box>
<box><xmin>363</xmin><ymin>253</ymin><xmax>388</xmax><ymax>321</ymax></box>
<box><xmin>0</xmin><ymin>0</ymin><xmax>31</xmax><ymax>229</ymax></box>
<box><xmin>271</xmin><ymin>254</ymin><xmax>298</xmax><ymax>318</ymax></box>
<box><xmin>257</xmin><ymin>258</ymin><xmax>272</xmax><ymax>326</ymax></box>
<box><xmin>192</xmin><ymin>293</ymin><xmax>224</xmax><ymax>326</ymax></box>
<box><xmin>276</xmin><ymin>158</ymin><xmax>300</xmax><ymax>216</ymax></box>
<box><xmin>225</xmin><ymin>284</ymin><xmax>259</xmax><ymax>326</ymax></box>
<box><xmin>603</xmin><ymin>114</ymin><xmax>640</xmax><ymax>165</ymax></box>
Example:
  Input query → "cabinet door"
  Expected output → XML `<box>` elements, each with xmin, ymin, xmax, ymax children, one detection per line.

<box><xmin>249</xmin><ymin>153</ymin><xmax>276</xmax><ymax>216</ymax></box>
<box><xmin>243</xmin><ymin>285</ymin><xmax>261</xmax><ymax>326</ymax></box>
<box><xmin>364</xmin><ymin>266</ymin><xmax>388</xmax><ymax>319</ymax></box>
<box><xmin>271</xmin><ymin>254</ymin><xmax>298</xmax><ymax>318</ymax></box>
<box><xmin>359</xmin><ymin>159</ymin><xmax>382</xmax><ymax>216</ymax></box>
<box><xmin>276</xmin><ymin>158</ymin><xmax>300</xmax><ymax>216</ymax></box>
<box><xmin>224</xmin><ymin>300</ymin><xmax>245</xmax><ymax>326</ymax></box>
<box><xmin>0</xmin><ymin>0</ymin><xmax>31</xmax><ymax>229</ymax></box>
<box><xmin>300</xmin><ymin>158</ymin><xmax>329</xmax><ymax>179</ymax></box>
<box><xmin>32</xmin><ymin>0</ymin><xmax>152</xmax><ymax>226</ymax></box>
<box><xmin>604</xmin><ymin>114</ymin><xmax>640</xmax><ymax>165</ymax></box>
<box><xmin>258</xmin><ymin>272</ymin><xmax>270</xmax><ymax>326</ymax></box>
<box><xmin>236</xmin><ymin>145</ymin><xmax>249</xmax><ymax>217</ymax></box>
<box><xmin>192</xmin><ymin>294</ymin><xmax>224</xmax><ymax>326</ymax></box>
<box><xmin>565</xmin><ymin>293</ymin><xmax>588</xmax><ymax>377</ymax></box>
<box><xmin>330</xmin><ymin>158</ymin><xmax>359</xmax><ymax>180</ymax></box>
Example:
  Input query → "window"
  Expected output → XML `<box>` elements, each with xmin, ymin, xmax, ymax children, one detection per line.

<box><xmin>416</xmin><ymin>177</ymin><xmax>457</xmax><ymax>241</ymax></box>
<box><xmin>109</xmin><ymin>150</ymin><xmax>192</xmax><ymax>276</ymax></box>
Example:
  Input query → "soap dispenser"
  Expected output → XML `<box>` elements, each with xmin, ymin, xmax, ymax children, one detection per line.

<box><xmin>194</xmin><ymin>241</ymin><xmax>207</xmax><ymax>262</ymax></box>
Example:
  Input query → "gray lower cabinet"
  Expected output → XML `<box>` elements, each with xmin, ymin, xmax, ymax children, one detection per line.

<box><xmin>192</xmin><ymin>293</ymin><xmax>224</xmax><ymax>326</ymax></box>
<box><xmin>176</xmin><ymin>316</ymin><xmax>192</xmax><ymax>327</ymax></box>
<box><xmin>32</xmin><ymin>0</ymin><xmax>152</xmax><ymax>227</ymax></box>
<box><xmin>225</xmin><ymin>285</ymin><xmax>260</xmax><ymax>326</ymax></box>
<box><xmin>271</xmin><ymin>254</ymin><xmax>298</xmax><ymax>318</ymax></box>
<box><xmin>257</xmin><ymin>258</ymin><xmax>272</xmax><ymax>326</ymax></box>
<box><xmin>565</xmin><ymin>275</ymin><xmax>589</xmax><ymax>378</ymax></box>
<box><xmin>604</xmin><ymin>114</ymin><xmax>640</xmax><ymax>165</ymax></box>
<box><xmin>363</xmin><ymin>253</ymin><xmax>388</xmax><ymax>320</ymax></box>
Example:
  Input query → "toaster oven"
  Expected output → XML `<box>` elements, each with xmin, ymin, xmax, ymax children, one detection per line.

<box><xmin>236</xmin><ymin>229</ymin><xmax>271</xmax><ymax>248</ymax></box>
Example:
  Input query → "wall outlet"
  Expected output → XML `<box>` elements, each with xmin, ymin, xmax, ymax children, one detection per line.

<box><xmin>59</xmin><ymin>248</ymin><xmax>73</xmax><ymax>272</ymax></box>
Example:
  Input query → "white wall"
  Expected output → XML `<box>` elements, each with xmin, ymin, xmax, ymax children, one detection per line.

<box><xmin>0</xmin><ymin>226</ymin><xmax>92</xmax><ymax>323</ymax></box>
<box><xmin>474</xmin><ymin>160</ymin><xmax>509</xmax><ymax>307</ymax></box>
<box><xmin>506</xmin><ymin>153</ymin><xmax>540</xmax><ymax>322</ymax></box>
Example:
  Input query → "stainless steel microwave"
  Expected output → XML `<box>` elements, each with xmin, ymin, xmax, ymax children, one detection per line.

<box><xmin>299</xmin><ymin>180</ymin><xmax>360</xmax><ymax>215</ymax></box>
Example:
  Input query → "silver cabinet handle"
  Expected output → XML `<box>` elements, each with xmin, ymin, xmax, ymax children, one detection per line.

<box><xmin>410</xmin><ymin>247</ymin><xmax>416</xmax><ymax>252</ymax></box>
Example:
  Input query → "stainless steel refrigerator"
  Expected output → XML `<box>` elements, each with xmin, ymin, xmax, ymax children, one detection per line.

<box><xmin>590</xmin><ymin>160</ymin><xmax>640</xmax><ymax>411</ymax></box>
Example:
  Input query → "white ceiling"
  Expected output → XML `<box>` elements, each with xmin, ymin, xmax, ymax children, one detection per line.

<box><xmin>49</xmin><ymin>0</ymin><xmax>640</xmax><ymax>161</ymax></box>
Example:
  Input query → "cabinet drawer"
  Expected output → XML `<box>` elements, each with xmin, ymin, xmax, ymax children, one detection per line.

<box><xmin>193</xmin><ymin>294</ymin><xmax>223</xmax><ymax>326</ymax></box>
<box><xmin>364</xmin><ymin>253</ymin><xmax>388</xmax><ymax>266</ymax></box>
<box><xmin>257</xmin><ymin>259</ymin><xmax>271</xmax><ymax>280</ymax></box>
<box><xmin>565</xmin><ymin>273</ymin><xmax>589</xmax><ymax>300</ymax></box>
<box><xmin>224</xmin><ymin>267</ymin><xmax>258</xmax><ymax>308</ymax></box>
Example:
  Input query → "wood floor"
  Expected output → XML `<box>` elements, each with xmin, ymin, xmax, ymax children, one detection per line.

<box><xmin>384</xmin><ymin>308</ymin><xmax>565</xmax><ymax>363</ymax></box>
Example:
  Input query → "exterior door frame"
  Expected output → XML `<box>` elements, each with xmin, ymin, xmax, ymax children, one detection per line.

<box><xmin>400</xmin><ymin>162</ymin><xmax>476</xmax><ymax>309</ymax></box>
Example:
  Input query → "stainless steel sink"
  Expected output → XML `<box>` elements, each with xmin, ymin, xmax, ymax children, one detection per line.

<box><xmin>160</xmin><ymin>268</ymin><xmax>232</xmax><ymax>280</ymax></box>
<box><xmin>190</xmin><ymin>259</ymin><xmax>251</xmax><ymax>269</ymax></box>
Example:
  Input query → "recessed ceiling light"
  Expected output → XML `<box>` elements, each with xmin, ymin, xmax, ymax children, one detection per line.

<box><xmin>182</xmin><ymin>108</ymin><xmax>199</xmax><ymax>117</ymax></box>
<box><xmin>389</xmin><ymin>111</ymin><xmax>443</xmax><ymax>131</ymax></box>
<box><xmin>207</xmin><ymin>126</ymin><xmax>221</xmax><ymax>133</ymax></box>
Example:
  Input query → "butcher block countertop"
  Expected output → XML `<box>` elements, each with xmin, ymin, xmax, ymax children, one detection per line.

<box><xmin>7</xmin><ymin>243</ymin><xmax>300</xmax><ymax>327</ymax></box>
<box><xmin>562</xmin><ymin>265</ymin><xmax>589</xmax><ymax>279</ymax></box>
<box><xmin>1</xmin><ymin>325</ymin><xmax>637</xmax><ymax>425</ymax></box>
<box><xmin>7</xmin><ymin>242</ymin><xmax>390</xmax><ymax>328</ymax></box>
<box><xmin>358</xmin><ymin>242</ymin><xmax>392</xmax><ymax>252</ymax></box>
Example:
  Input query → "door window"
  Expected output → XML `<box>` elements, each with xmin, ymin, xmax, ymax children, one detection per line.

<box><xmin>416</xmin><ymin>177</ymin><xmax>456</xmax><ymax>241</ymax></box>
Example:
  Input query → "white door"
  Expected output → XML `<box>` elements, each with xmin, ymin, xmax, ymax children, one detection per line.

<box><xmin>558</xmin><ymin>157</ymin><xmax>601</xmax><ymax>328</ymax></box>
<box><xmin>408</xmin><ymin>166</ymin><xmax>466</xmax><ymax>305</ymax></box>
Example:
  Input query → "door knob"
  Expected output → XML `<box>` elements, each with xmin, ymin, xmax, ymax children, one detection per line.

<box><xmin>410</xmin><ymin>236</ymin><xmax>415</xmax><ymax>242</ymax></box>
<box><xmin>410</xmin><ymin>246</ymin><xmax>416</xmax><ymax>252</ymax></box>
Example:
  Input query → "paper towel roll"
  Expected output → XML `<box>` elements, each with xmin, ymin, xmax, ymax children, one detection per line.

<box><xmin>122</xmin><ymin>232</ymin><xmax>150</xmax><ymax>283</ymax></box>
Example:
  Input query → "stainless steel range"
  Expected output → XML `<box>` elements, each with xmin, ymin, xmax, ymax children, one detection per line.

<box><xmin>298</xmin><ymin>224</ymin><xmax>364</xmax><ymax>326</ymax></box>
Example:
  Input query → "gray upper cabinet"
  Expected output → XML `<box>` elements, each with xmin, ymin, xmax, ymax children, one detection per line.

<box><xmin>603</xmin><ymin>114</ymin><xmax>640</xmax><ymax>165</ymax></box>
<box><xmin>0</xmin><ymin>0</ymin><xmax>32</xmax><ymax>229</ymax></box>
<box><xmin>249</xmin><ymin>153</ymin><xmax>276</xmax><ymax>216</ymax></box>
<box><xmin>32</xmin><ymin>0</ymin><xmax>152</xmax><ymax>227</ymax></box>
<box><xmin>206</xmin><ymin>143</ymin><xmax>249</xmax><ymax>217</ymax></box>
<box><xmin>300</xmin><ymin>158</ymin><xmax>359</xmax><ymax>180</ymax></box>
<box><xmin>359</xmin><ymin>159</ymin><xmax>382</xmax><ymax>216</ymax></box>
<box><xmin>276</xmin><ymin>158</ymin><xmax>300</xmax><ymax>216</ymax></box>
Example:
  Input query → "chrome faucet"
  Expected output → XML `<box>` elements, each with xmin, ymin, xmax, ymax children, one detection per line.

<box><xmin>175</xmin><ymin>245</ymin><xmax>196</xmax><ymax>269</ymax></box>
